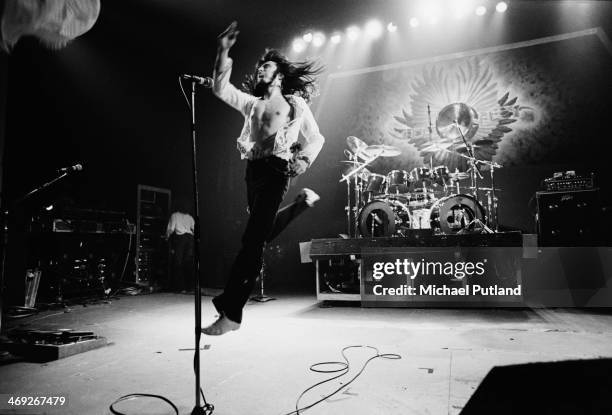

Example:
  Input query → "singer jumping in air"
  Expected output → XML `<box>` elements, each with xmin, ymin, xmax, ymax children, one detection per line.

<box><xmin>203</xmin><ymin>21</ymin><xmax>325</xmax><ymax>335</ymax></box>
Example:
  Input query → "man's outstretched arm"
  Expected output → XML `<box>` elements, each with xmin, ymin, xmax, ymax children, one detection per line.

<box><xmin>212</xmin><ymin>21</ymin><xmax>255</xmax><ymax>116</ymax></box>
<box><xmin>214</xmin><ymin>21</ymin><xmax>237</xmax><ymax>81</ymax></box>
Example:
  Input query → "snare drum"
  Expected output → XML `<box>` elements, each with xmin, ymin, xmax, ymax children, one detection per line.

<box><xmin>386</xmin><ymin>170</ymin><xmax>410</xmax><ymax>194</ymax></box>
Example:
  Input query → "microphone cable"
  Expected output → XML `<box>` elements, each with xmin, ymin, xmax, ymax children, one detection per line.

<box><xmin>282</xmin><ymin>345</ymin><xmax>401</xmax><ymax>415</ymax></box>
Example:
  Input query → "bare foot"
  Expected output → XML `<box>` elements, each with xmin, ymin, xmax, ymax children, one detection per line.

<box><xmin>202</xmin><ymin>314</ymin><xmax>240</xmax><ymax>336</ymax></box>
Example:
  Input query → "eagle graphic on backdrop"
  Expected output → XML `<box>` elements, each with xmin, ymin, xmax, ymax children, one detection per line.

<box><xmin>391</xmin><ymin>57</ymin><xmax>532</xmax><ymax>171</ymax></box>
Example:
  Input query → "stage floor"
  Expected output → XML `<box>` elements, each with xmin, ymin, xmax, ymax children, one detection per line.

<box><xmin>1</xmin><ymin>293</ymin><xmax>612</xmax><ymax>414</ymax></box>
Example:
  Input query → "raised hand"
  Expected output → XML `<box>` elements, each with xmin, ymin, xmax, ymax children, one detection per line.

<box><xmin>217</xmin><ymin>21</ymin><xmax>239</xmax><ymax>50</ymax></box>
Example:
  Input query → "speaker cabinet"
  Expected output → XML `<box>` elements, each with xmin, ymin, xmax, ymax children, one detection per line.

<box><xmin>536</xmin><ymin>189</ymin><xmax>601</xmax><ymax>246</ymax></box>
<box><xmin>461</xmin><ymin>359</ymin><xmax>612</xmax><ymax>415</ymax></box>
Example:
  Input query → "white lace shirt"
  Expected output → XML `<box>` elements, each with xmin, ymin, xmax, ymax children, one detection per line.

<box><xmin>213</xmin><ymin>58</ymin><xmax>325</xmax><ymax>165</ymax></box>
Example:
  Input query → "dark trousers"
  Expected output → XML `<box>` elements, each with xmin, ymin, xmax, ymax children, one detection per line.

<box><xmin>170</xmin><ymin>233</ymin><xmax>194</xmax><ymax>291</ymax></box>
<box><xmin>213</xmin><ymin>157</ymin><xmax>311</xmax><ymax>323</ymax></box>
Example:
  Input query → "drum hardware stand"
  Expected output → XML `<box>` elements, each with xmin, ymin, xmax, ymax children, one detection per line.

<box><xmin>488</xmin><ymin>162</ymin><xmax>501</xmax><ymax>231</ymax></box>
<box><xmin>342</xmin><ymin>149</ymin><xmax>365</xmax><ymax>238</ymax></box>
<box><xmin>184</xmin><ymin>76</ymin><xmax>214</xmax><ymax>415</ymax></box>
<box><xmin>370</xmin><ymin>212</ymin><xmax>382</xmax><ymax>237</ymax></box>
<box><xmin>353</xmin><ymin>164</ymin><xmax>363</xmax><ymax>239</ymax></box>
<box><xmin>454</xmin><ymin>121</ymin><xmax>495</xmax><ymax>234</ymax></box>
<box><xmin>340</xmin><ymin>150</ymin><xmax>382</xmax><ymax>238</ymax></box>
<box><xmin>351</xmin><ymin>151</ymin><xmax>363</xmax><ymax>238</ymax></box>
<box><xmin>343</xmin><ymin>150</ymin><xmax>354</xmax><ymax>237</ymax></box>
<box><xmin>468</xmin><ymin>158</ymin><xmax>501</xmax><ymax>231</ymax></box>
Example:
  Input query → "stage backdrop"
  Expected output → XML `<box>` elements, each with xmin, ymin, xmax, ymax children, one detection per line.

<box><xmin>312</xmin><ymin>28</ymin><xmax>612</xmax><ymax>233</ymax></box>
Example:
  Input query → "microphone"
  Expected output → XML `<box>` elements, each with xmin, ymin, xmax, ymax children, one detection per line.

<box><xmin>58</xmin><ymin>164</ymin><xmax>83</xmax><ymax>173</ymax></box>
<box><xmin>181</xmin><ymin>74</ymin><xmax>213</xmax><ymax>88</ymax></box>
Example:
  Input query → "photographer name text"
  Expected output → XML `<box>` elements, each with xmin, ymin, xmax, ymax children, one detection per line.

<box><xmin>372</xmin><ymin>284</ymin><xmax>522</xmax><ymax>296</ymax></box>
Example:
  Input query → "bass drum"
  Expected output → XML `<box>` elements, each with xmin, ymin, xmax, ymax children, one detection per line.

<box><xmin>429</xmin><ymin>194</ymin><xmax>485</xmax><ymax>234</ymax></box>
<box><xmin>358</xmin><ymin>198</ymin><xmax>410</xmax><ymax>237</ymax></box>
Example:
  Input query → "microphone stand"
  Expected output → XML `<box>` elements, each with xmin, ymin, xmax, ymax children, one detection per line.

<box><xmin>0</xmin><ymin>171</ymin><xmax>71</xmax><ymax>335</ymax></box>
<box><xmin>187</xmin><ymin>79</ymin><xmax>214</xmax><ymax>415</ymax></box>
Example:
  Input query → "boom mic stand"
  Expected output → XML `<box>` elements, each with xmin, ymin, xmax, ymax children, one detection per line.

<box><xmin>0</xmin><ymin>170</ymin><xmax>76</xmax><ymax>335</ymax></box>
<box><xmin>186</xmin><ymin>78</ymin><xmax>214</xmax><ymax>415</ymax></box>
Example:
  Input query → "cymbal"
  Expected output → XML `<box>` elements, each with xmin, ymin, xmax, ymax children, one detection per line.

<box><xmin>355</xmin><ymin>144</ymin><xmax>401</xmax><ymax>160</ymax></box>
<box><xmin>436</xmin><ymin>102</ymin><xmax>479</xmax><ymax>141</ymax></box>
<box><xmin>340</xmin><ymin>160</ymin><xmax>363</xmax><ymax>164</ymax></box>
<box><xmin>346</xmin><ymin>136</ymin><xmax>367</xmax><ymax>153</ymax></box>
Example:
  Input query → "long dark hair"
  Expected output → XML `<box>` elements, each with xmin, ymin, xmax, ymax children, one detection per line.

<box><xmin>242</xmin><ymin>49</ymin><xmax>324</xmax><ymax>103</ymax></box>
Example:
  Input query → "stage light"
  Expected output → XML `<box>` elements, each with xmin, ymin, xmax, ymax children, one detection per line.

<box><xmin>347</xmin><ymin>25</ymin><xmax>360</xmax><ymax>41</ymax></box>
<box><xmin>331</xmin><ymin>32</ymin><xmax>342</xmax><ymax>44</ymax></box>
<box><xmin>496</xmin><ymin>2</ymin><xmax>508</xmax><ymax>13</ymax></box>
<box><xmin>365</xmin><ymin>19</ymin><xmax>383</xmax><ymax>38</ymax></box>
<box><xmin>45</xmin><ymin>204</ymin><xmax>54</xmax><ymax>211</ymax></box>
<box><xmin>303</xmin><ymin>32</ymin><xmax>313</xmax><ymax>43</ymax></box>
<box><xmin>387</xmin><ymin>22</ymin><xmax>398</xmax><ymax>32</ymax></box>
<box><xmin>409</xmin><ymin>17</ymin><xmax>420</xmax><ymax>28</ymax></box>
<box><xmin>312</xmin><ymin>32</ymin><xmax>326</xmax><ymax>47</ymax></box>
<box><xmin>292</xmin><ymin>38</ymin><xmax>306</xmax><ymax>53</ymax></box>
<box><xmin>475</xmin><ymin>5</ymin><xmax>487</xmax><ymax>16</ymax></box>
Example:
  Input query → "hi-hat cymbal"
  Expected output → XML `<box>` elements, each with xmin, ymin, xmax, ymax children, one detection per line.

<box><xmin>346</xmin><ymin>136</ymin><xmax>367</xmax><ymax>153</ymax></box>
<box><xmin>355</xmin><ymin>144</ymin><xmax>401</xmax><ymax>160</ymax></box>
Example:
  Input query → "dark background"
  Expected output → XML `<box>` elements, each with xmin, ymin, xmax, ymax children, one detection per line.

<box><xmin>1</xmin><ymin>0</ymin><xmax>612</xmax><ymax>300</ymax></box>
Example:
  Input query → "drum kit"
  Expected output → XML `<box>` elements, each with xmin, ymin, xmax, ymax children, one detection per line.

<box><xmin>340</xmin><ymin>104</ymin><xmax>503</xmax><ymax>237</ymax></box>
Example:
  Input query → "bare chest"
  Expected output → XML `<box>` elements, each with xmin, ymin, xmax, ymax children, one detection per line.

<box><xmin>251</xmin><ymin>97</ymin><xmax>292</xmax><ymax>127</ymax></box>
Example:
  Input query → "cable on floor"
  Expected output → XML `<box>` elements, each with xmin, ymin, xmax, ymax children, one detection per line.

<box><xmin>282</xmin><ymin>344</ymin><xmax>401</xmax><ymax>415</ymax></box>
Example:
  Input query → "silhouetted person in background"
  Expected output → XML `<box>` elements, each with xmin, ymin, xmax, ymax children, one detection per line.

<box><xmin>166</xmin><ymin>200</ymin><xmax>195</xmax><ymax>293</ymax></box>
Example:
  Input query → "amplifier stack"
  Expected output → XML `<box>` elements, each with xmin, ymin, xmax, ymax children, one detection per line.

<box><xmin>536</xmin><ymin>171</ymin><xmax>601</xmax><ymax>246</ymax></box>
